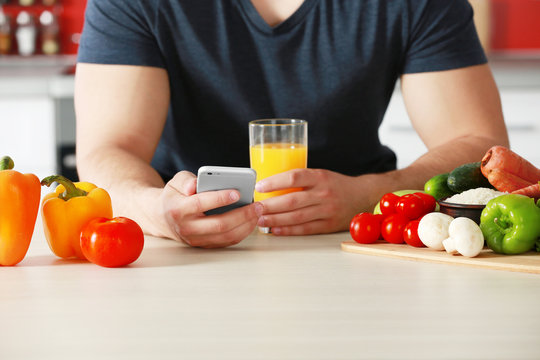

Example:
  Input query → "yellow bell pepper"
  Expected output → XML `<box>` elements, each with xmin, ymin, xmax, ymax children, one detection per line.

<box><xmin>41</xmin><ymin>175</ymin><xmax>113</xmax><ymax>259</ymax></box>
<box><xmin>0</xmin><ymin>156</ymin><xmax>41</xmax><ymax>266</ymax></box>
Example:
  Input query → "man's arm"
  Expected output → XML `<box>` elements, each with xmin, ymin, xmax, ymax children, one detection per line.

<box><xmin>255</xmin><ymin>64</ymin><xmax>509</xmax><ymax>235</ymax></box>
<box><xmin>75</xmin><ymin>63</ymin><xmax>171</xmax><ymax>237</ymax></box>
<box><xmin>395</xmin><ymin>63</ymin><xmax>509</xmax><ymax>187</ymax></box>
<box><xmin>352</xmin><ymin>63</ymin><xmax>509</xmax><ymax>213</ymax></box>
<box><xmin>75</xmin><ymin>63</ymin><xmax>262</xmax><ymax>247</ymax></box>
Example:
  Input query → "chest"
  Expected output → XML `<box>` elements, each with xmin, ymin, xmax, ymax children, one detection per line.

<box><xmin>156</xmin><ymin>1</ymin><xmax>404</xmax><ymax>116</ymax></box>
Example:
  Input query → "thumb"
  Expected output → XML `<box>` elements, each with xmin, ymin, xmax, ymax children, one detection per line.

<box><xmin>168</xmin><ymin>170</ymin><xmax>197</xmax><ymax>196</ymax></box>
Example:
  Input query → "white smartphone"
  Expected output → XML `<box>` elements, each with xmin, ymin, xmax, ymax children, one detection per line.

<box><xmin>196</xmin><ymin>166</ymin><xmax>257</xmax><ymax>215</ymax></box>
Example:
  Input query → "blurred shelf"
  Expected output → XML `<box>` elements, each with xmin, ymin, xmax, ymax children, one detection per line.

<box><xmin>0</xmin><ymin>55</ymin><xmax>76</xmax><ymax>76</ymax></box>
<box><xmin>0</xmin><ymin>55</ymin><xmax>75</xmax><ymax>97</ymax></box>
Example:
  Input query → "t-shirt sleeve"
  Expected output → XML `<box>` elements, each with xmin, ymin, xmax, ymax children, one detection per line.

<box><xmin>77</xmin><ymin>0</ymin><xmax>165</xmax><ymax>68</ymax></box>
<box><xmin>402</xmin><ymin>0</ymin><xmax>487</xmax><ymax>74</ymax></box>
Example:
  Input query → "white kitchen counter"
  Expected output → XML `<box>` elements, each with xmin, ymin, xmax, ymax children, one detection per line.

<box><xmin>2</xmin><ymin>220</ymin><xmax>540</xmax><ymax>360</ymax></box>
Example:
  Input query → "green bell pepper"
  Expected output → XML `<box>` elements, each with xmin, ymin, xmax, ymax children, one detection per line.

<box><xmin>480</xmin><ymin>194</ymin><xmax>540</xmax><ymax>255</ymax></box>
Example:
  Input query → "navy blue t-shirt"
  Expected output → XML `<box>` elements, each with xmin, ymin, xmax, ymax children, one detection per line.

<box><xmin>78</xmin><ymin>0</ymin><xmax>486</xmax><ymax>181</ymax></box>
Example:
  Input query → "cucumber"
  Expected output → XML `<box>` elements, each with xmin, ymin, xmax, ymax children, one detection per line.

<box><xmin>447</xmin><ymin>162</ymin><xmax>492</xmax><ymax>193</ymax></box>
<box><xmin>424</xmin><ymin>173</ymin><xmax>455</xmax><ymax>201</ymax></box>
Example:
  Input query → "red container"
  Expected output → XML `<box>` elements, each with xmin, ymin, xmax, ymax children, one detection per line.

<box><xmin>491</xmin><ymin>0</ymin><xmax>540</xmax><ymax>51</ymax></box>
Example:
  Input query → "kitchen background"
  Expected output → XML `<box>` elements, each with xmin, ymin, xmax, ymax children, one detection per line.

<box><xmin>0</xmin><ymin>0</ymin><xmax>539</xmax><ymax>181</ymax></box>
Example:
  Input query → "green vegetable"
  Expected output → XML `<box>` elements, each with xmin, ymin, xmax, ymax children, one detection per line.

<box><xmin>424</xmin><ymin>173</ymin><xmax>455</xmax><ymax>200</ymax></box>
<box><xmin>480</xmin><ymin>194</ymin><xmax>540</xmax><ymax>255</ymax></box>
<box><xmin>447</xmin><ymin>162</ymin><xmax>492</xmax><ymax>193</ymax></box>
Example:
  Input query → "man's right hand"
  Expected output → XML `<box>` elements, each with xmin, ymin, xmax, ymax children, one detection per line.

<box><xmin>159</xmin><ymin>171</ymin><xmax>263</xmax><ymax>248</ymax></box>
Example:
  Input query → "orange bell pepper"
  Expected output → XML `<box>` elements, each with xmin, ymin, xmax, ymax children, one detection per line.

<box><xmin>41</xmin><ymin>175</ymin><xmax>113</xmax><ymax>259</ymax></box>
<box><xmin>0</xmin><ymin>156</ymin><xmax>41</xmax><ymax>266</ymax></box>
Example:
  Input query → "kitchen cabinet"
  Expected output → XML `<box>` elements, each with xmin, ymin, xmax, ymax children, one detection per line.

<box><xmin>0</xmin><ymin>57</ymin><xmax>76</xmax><ymax>180</ymax></box>
<box><xmin>0</xmin><ymin>96</ymin><xmax>55</xmax><ymax>179</ymax></box>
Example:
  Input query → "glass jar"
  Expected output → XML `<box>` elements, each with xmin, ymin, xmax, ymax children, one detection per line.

<box><xmin>0</xmin><ymin>11</ymin><xmax>12</xmax><ymax>55</ymax></box>
<box><xmin>16</xmin><ymin>11</ymin><xmax>36</xmax><ymax>56</ymax></box>
<box><xmin>39</xmin><ymin>10</ymin><xmax>59</xmax><ymax>55</ymax></box>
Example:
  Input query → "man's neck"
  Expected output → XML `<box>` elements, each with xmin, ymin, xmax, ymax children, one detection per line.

<box><xmin>250</xmin><ymin>0</ymin><xmax>305</xmax><ymax>27</ymax></box>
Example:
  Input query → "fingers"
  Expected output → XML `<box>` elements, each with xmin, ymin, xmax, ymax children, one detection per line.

<box><xmin>179</xmin><ymin>202</ymin><xmax>263</xmax><ymax>237</ymax></box>
<box><xmin>158</xmin><ymin>170</ymin><xmax>266</xmax><ymax>248</ymax></box>
<box><xmin>256</xmin><ymin>190</ymin><xmax>331</xmax><ymax>236</ymax></box>
<box><xmin>255</xmin><ymin>168</ymin><xmax>320</xmax><ymax>194</ymax></box>
<box><xmin>257</xmin><ymin>201</ymin><xmax>324</xmax><ymax>228</ymax></box>
<box><xmin>184</xmin><ymin>189</ymin><xmax>243</xmax><ymax>216</ymax></box>
<box><xmin>178</xmin><ymin>203</ymin><xmax>262</xmax><ymax>248</ymax></box>
<box><xmin>270</xmin><ymin>219</ymin><xmax>332</xmax><ymax>236</ymax></box>
<box><xmin>181</xmin><ymin>214</ymin><xmax>259</xmax><ymax>248</ymax></box>
<box><xmin>166</xmin><ymin>171</ymin><xmax>243</xmax><ymax>216</ymax></box>
<box><xmin>259</xmin><ymin>190</ymin><xmax>319</xmax><ymax>215</ymax></box>
<box><xmin>167</xmin><ymin>170</ymin><xmax>197</xmax><ymax>196</ymax></box>
<box><xmin>164</xmin><ymin>199</ymin><xmax>261</xmax><ymax>248</ymax></box>
<box><xmin>254</xmin><ymin>169</ymin><xmax>349</xmax><ymax>236</ymax></box>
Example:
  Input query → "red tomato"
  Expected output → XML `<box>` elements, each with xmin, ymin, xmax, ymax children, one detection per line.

<box><xmin>403</xmin><ymin>220</ymin><xmax>425</xmax><ymax>247</ymax></box>
<box><xmin>414</xmin><ymin>192</ymin><xmax>437</xmax><ymax>214</ymax></box>
<box><xmin>349</xmin><ymin>213</ymin><xmax>384</xmax><ymax>244</ymax></box>
<box><xmin>381</xmin><ymin>214</ymin><xmax>409</xmax><ymax>244</ymax></box>
<box><xmin>395</xmin><ymin>194</ymin><xmax>425</xmax><ymax>220</ymax></box>
<box><xmin>379</xmin><ymin>193</ymin><xmax>400</xmax><ymax>216</ymax></box>
<box><xmin>80</xmin><ymin>217</ymin><xmax>144</xmax><ymax>268</ymax></box>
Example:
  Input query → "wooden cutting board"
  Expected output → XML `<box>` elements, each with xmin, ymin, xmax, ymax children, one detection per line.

<box><xmin>341</xmin><ymin>240</ymin><xmax>540</xmax><ymax>274</ymax></box>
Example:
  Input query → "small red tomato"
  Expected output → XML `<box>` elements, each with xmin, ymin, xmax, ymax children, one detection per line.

<box><xmin>80</xmin><ymin>217</ymin><xmax>144</xmax><ymax>268</ymax></box>
<box><xmin>403</xmin><ymin>220</ymin><xmax>424</xmax><ymax>247</ymax></box>
<box><xmin>381</xmin><ymin>213</ymin><xmax>409</xmax><ymax>244</ymax></box>
<box><xmin>349</xmin><ymin>212</ymin><xmax>384</xmax><ymax>244</ymax></box>
<box><xmin>379</xmin><ymin>193</ymin><xmax>400</xmax><ymax>216</ymax></box>
<box><xmin>395</xmin><ymin>194</ymin><xmax>425</xmax><ymax>220</ymax></box>
<box><xmin>414</xmin><ymin>192</ymin><xmax>437</xmax><ymax>214</ymax></box>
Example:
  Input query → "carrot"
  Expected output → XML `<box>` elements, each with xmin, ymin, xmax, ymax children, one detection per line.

<box><xmin>512</xmin><ymin>182</ymin><xmax>540</xmax><ymax>200</ymax></box>
<box><xmin>486</xmin><ymin>168</ymin><xmax>534</xmax><ymax>192</ymax></box>
<box><xmin>481</xmin><ymin>146</ymin><xmax>540</xmax><ymax>184</ymax></box>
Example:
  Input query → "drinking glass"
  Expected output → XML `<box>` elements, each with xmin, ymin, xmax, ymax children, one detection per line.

<box><xmin>249</xmin><ymin>119</ymin><xmax>308</xmax><ymax>233</ymax></box>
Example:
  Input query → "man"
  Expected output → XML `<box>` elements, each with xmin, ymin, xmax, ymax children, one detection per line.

<box><xmin>75</xmin><ymin>0</ymin><xmax>509</xmax><ymax>248</ymax></box>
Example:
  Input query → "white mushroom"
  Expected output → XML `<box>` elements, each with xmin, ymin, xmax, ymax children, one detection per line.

<box><xmin>442</xmin><ymin>217</ymin><xmax>484</xmax><ymax>257</ymax></box>
<box><xmin>417</xmin><ymin>212</ymin><xmax>454</xmax><ymax>250</ymax></box>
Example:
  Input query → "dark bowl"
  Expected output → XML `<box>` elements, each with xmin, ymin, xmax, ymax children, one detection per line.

<box><xmin>437</xmin><ymin>200</ymin><xmax>485</xmax><ymax>224</ymax></box>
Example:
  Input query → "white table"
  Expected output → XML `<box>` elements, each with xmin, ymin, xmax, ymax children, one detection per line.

<box><xmin>2</xmin><ymin>223</ymin><xmax>540</xmax><ymax>360</ymax></box>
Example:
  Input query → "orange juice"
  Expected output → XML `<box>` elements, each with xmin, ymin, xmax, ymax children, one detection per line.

<box><xmin>250</xmin><ymin>143</ymin><xmax>307</xmax><ymax>201</ymax></box>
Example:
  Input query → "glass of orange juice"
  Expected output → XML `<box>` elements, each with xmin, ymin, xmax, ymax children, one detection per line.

<box><xmin>249</xmin><ymin>119</ymin><xmax>308</xmax><ymax>233</ymax></box>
